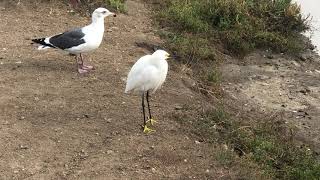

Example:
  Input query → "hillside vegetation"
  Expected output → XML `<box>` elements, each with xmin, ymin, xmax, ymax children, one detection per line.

<box><xmin>146</xmin><ymin>0</ymin><xmax>320</xmax><ymax>179</ymax></box>
<box><xmin>152</xmin><ymin>0</ymin><xmax>308</xmax><ymax>59</ymax></box>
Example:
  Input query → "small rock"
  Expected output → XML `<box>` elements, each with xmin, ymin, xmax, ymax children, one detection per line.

<box><xmin>107</xmin><ymin>150</ymin><xmax>114</xmax><ymax>155</ymax></box>
<box><xmin>257</xmin><ymin>75</ymin><xmax>270</xmax><ymax>80</ymax></box>
<box><xmin>266</xmin><ymin>55</ymin><xmax>274</xmax><ymax>59</ymax></box>
<box><xmin>151</xmin><ymin>168</ymin><xmax>156</xmax><ymax>173</ymax></box>
<box><xmin>195</xmin><ymin>140</ymin><xmax>201</xmax><ymax>144</ymax></box>
<box><xmin>206</xmin><ymin>169</ymin><xmax>210</xmax><ymax>173</ymax></box>
<box><xmin>299</xmin><ymin>54</ymin><xmax>309</xmax><ymax>61</ymax></box>
<box><xmin>299</xmin><ymin>88</ymin><xmax>311</xmax><ymax>95</ymax></box>
<box><xmin>175</xmin><ymin>105</ymin><xmax>183</xmax><ymax>110</ymax></box>
<box><xmin>19</xmin><ymin>145</ymin><xmax>28</xmax><ymax>149</ymax></box>
<box><xmin>105</xmin><ymin>118</ymin><xmax>112</xmax><ymax>123</ymax></box>
<box><xmin>291</xmin><ymin>61</ymin><xmax>301</xmax><ymax>67</ymax></box>
<box><xmin>13</xmin><ymin>170</ymin><xmax>19</xmax><ymax>174</ymax></box>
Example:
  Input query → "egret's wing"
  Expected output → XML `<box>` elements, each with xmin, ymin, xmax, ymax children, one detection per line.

<box><xmin>125</xmin><ymin>55</ymin><xmax>158</xmax><ymax>93</ymax></box>
<box><xmin>153</xmin><ymin>60</ymin><xmax>168</xmax><ymax>93</ymax></box>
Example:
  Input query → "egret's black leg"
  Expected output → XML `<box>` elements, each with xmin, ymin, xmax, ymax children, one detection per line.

<box><xmin>142</xmin><ymin>91</ymin><xmax>154</xmax><ymax>133</ymax></box>
<box><xmin>146</xmin><ymin>91</ymin><xmax>157</xmax><ymax>126</ymax></box>
<box><xmin>146</xmin><ymin>91</ymin><xmax>152</xmax><ymax>120</ymax></box>
<box><xmin>141</xmin><ymin>92</ymin><xmax>146</xmax><ymax>126</ymax></box>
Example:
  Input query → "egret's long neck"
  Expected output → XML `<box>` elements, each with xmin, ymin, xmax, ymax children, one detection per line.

<box><xmin>151</xmin><ymin>56</ymin><xmax>164</xmax><ymax>67</ymax></box>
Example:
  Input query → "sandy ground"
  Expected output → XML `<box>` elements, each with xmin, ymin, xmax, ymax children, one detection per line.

<box><xmin>0</xmin><ymin>1</ymin><xmax>225</xmax><ymax>179</ymax></box>
<box><xmin>1</xmin><ymin>0</ymin><xmax>320</xmax><ymax>179</ymax></box>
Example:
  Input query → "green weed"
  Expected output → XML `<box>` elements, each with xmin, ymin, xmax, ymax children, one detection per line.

<box><xmin>151</xmin><ymin>0</ymin><xmax>309</xmax><ymax>59</ymax></box>
<box><xmin>194</xmin><ymin>109</ymin><xmax>320</xmax><ymax>179</ymax></box>
<box><xmin>105</xmin><ymin>0</ymin><xmax>126</xmax><ymax>13</ymax></box>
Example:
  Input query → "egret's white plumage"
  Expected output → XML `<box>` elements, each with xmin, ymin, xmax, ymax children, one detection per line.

<box><xmin>125</xmin><ymin>50</ymin><xmax>170</xmax><ymax>133</ymax></box>
<box><xmin>125</xmin><ymin>50</ymin><xmax>169</xmax><ymax>93</ymax></box>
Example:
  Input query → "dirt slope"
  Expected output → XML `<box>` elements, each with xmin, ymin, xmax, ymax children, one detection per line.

<box><xmin>0</xmin><ymin>1</ymin><xmax>223</xmax><ymax>179</ymax></box>
<box><xmin>222</xmin><ymin>50</ymin><xmax>320</xmax><ymax>152</ymax></box>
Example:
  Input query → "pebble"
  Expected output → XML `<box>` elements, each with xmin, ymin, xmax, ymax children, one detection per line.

<box><xmin>175</xmin><ymin>105</ymin><xmax>183</xmax><ymax>110</ymax></box>
<box><xmin>151</xmin><ymin>168</ymin><xmax>156</xmax><ymax>173</ymax></box>
<box><xmin>19</xmin><ymin>145</ymin><xmax>28</xmax><ymax>149</ymax></box>
<box><xmin>107</xmin><ymin>150</ymin><xmax>114</xmax><ymax>155</ymax></box>
<box><xmin>106</xmin><ymin>118</ymin><xmax>112</xmax><ymax>123</ymax></box>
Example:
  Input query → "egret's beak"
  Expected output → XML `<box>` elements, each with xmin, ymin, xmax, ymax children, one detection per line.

<box><xmin>165</xmin><ymin>54</ymin><xmax>171</xmax><ymax>60</ymax></box>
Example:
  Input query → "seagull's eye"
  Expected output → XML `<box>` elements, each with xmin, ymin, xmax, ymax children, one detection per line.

<box><xmin>102</xmin><ymin>11</ymin><xmax>107</xmax><ymax>14</ymax></box>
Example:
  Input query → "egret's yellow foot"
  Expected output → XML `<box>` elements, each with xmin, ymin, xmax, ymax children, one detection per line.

<box><xmin>143</xmin><ymin>125</ymin><xmax>155</xmax><ymax>134</ymax></box>
<box><xmin>146</xmin><ymin>118</ymin><xmax>157</xmax><ymax>126</ymax></box>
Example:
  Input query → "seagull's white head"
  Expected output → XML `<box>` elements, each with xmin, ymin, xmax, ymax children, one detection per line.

<box><xmin>92</xmin><ymin>7</ymin><xmax>116</xmax><ymax>19</ymax></box>
<box><xmin>152</xmin><ymin>50</ymin><xmax>170</xmax><ymax>60</ymax></box>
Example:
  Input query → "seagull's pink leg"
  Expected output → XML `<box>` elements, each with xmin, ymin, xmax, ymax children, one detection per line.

<box><xmin>79</xmin><ymin>54</ymin><xmax>94</xmax><ymax>70</ymax></box>
<box><xmin>75</xmin><ymin>54</ymin><xmax>88</xmax><ymax>74</ymax></box>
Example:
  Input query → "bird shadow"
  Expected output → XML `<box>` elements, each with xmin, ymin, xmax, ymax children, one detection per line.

<box><xmin>0</xmin><ymin>58</ymin><xmax>75</xmax><ymax>73</ymax></box>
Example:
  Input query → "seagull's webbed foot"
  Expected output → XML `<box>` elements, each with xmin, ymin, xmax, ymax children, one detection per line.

<box><xmin>143</xmin><ymin>125</ymin><xmax>155</xmax><ymax>134</ymax></box>
<box><xmin>81</xmin><ymin>64</ymin><xmax>94</xmax><ymax>70</ymax></box>
<box><xmin>78</xmin><ymin>68</ymin><xmax>89</xmax><ymax>74</ymax></box>
<box><xmin>146</xmin><ymin>118</ymin><xmax>157</xmax><ymax>126</ymax></box>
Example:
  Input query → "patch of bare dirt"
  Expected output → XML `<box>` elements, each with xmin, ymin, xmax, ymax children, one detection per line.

<box><xmin>0</xmin><ymin>0</ymin><xmax>225</xmax><ymax>179</ymax></box>
<box><xmin>221</xmin><ymin>50</ymin><xmax>320</xmax><ymax>152</ymax></box>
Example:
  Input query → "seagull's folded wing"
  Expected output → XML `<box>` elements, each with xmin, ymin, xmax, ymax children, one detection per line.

<box><xmin>49</xmin><ymin>28</ymin><xmax>86</xmax><ymax>50</ymax></box>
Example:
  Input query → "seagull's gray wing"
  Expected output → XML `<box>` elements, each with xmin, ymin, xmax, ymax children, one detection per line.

<box><xmin>49</xmin><ymin>28</ymin><xmax>86</xmax><ymax>50</ymax></box>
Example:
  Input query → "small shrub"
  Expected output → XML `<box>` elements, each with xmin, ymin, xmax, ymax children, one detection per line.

<box><xmin>151</xmin><ymin>0</ymin><xmax>309</xmax><ymax>61</ymax></box>
<box><xmin>105</xmin><ymin>0</ymin><xmax>126</xmax><ymax>13</ymax></box>
<box><xmin>194</xmin><ymin>109</ymin><xmax>320</xmax><ymax>179</ymax></box>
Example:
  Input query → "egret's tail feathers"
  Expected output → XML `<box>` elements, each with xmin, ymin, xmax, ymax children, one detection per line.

<box><xmin>124</xmin><ymin>85</ymin><xmax>132</xmax><ymax>93</ymax></box>
<box><xmin>31</xmin><ymin>38</ymin><xmax>55</xmax><ymax>50</ymax></box>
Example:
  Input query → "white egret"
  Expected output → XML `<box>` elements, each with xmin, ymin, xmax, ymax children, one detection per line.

<box><xmin>125</xmin><ymin>50</ymin><xmax>170</xmax><ymax>133</ymax></box>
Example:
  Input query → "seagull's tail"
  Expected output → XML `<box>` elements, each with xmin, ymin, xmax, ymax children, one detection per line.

<box><xmin>31</xmin><ymin>38</ymin><xmax>55</xmax><ymax>50</ymax></box>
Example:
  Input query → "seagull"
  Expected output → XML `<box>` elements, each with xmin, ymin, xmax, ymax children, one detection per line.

<box><xmin>32</xmin><ymin>7</ymin><xmax>116</xmax><ymax>73</ymax></box>
<box><xmin>125</xmin><ymin>50</ymin><xmax>170</xmax><ymax>133</ymax></box>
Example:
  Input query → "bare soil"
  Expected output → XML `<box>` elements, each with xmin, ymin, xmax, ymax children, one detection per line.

<box><xmin>0</xmin><ymin>1</ymin><xmax>223</xmax><ymax>179</ymax></box>
<box><xmin>1</xmin><ymin>0</ymin><xmax>320</xmax><ymax>179</ymax></box>
<box><xmin>221</xmin><ymin>50</ymin><xmax>320</xmax><ymax>152</ymax></box>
